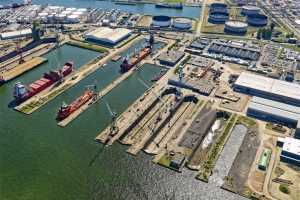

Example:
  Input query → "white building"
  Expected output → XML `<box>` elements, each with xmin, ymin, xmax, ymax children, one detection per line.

<box><xmin>84</xmin><ymin>27</ymin><xmax>132</xmax><ymax>45</ymax></box>
<box><xmin>234</xmin><ymin>72</ymin><xmax>300</xmax><ymax>106</ymax></box>
<box><xmin>0</xmin><ymin>29</ymin><xmax>32</xmax><ymax>40</ymax></box>
<box><xmin>279</xmin><ymin>137</ymin><xmax>300</xmax><ymax>167</ymax></box>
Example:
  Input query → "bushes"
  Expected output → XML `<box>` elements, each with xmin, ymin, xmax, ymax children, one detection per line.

<box><xmin>279</xmin><ymin>184</ymin><xmax>290</xmax><ymax>194</ymax></box>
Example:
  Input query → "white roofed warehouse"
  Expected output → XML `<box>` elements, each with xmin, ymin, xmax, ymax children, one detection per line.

<box><xmin>84</xmin><ymin>27</ymin><xmax>132</xmax><ymax>46</ymax></box>
<box><xmin>279</xmin><ymin>137</ymin><xmax>300</xmax><ymax>167</ymax></box>
<box><xmin>234</xmin><ymin>72</ymin><xmax>300</xmax><ymax>106</ymax></box>
<box><xmin>1</xmin><ymin>29</ymin><xmax>32</xmax><ymax>40</ymax></box>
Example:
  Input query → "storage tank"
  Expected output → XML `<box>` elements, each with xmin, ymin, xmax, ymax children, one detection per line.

<box><xmin>208</xmin><ymin>12</ymin><xmax>229</xmax><ymax>24</ymax></box>
<box><xmin>173</xmin><ymin>18</ymin><xmax>192</xmax><ymax>29</ymax></box>
<box><xmin>72</xmin><ymin>11</ymin><xmax>84</xmax><ymax>16</ymax></box>
<box><xmin>224</xmin><ymin>21</ymin><xmax>248</xmax><ymax>34</ymax></box>
<box><xmin>66</xmin><ymin>7</ymin><xmax>76</xmax><ymax>12</ymax></box>
<box><xmin>247</xmin><ymin>13</ymin><xmax>268</xmax><ymax>26</ymax></box>
<box><xmin>210</xmin><ymin>3</ymin><xmax>228</xmax><ymax>14</ymax></box>
<box><xmin>67</xmin><ymin>15</ymin><xmax>80</xmax><ymax>23</ymax></box>
<box><xmin>152</xmin><ymin>15</ymin><xmax>171</xmax><ymax>27</ymax></box>
<box><xmin>241</xmin><ymin>5</ymin><xmax>261</xmax><ymax>15</ymax></box>
<box><xmin>77</xmin><ymin>8</ymin><xmax>87</xmax><ymax>13</ymax></box>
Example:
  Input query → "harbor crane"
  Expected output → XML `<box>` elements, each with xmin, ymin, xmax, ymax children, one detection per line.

<box><xmin>137</xmin><ymin>77</ymin><xmax>168</xmax><ymax>123</ymax></box>
<box><xmin>86</xmin><ymin>83</ymin><xmax>98</xmax><ymax>101</ymax></box>
<box><xmin>15</xmin><ymin>41</ymin><xmax>24</xmax><ymax>64</ymax></box>
<box><xmin>175</xmin><ymin>65</ymin><xmax>184</xmax><ymax>101</ymax></box>
<box><xmin>106</xmin><ymin>102</ymin><xmax>118</xmax><ymax>135</ymax></box>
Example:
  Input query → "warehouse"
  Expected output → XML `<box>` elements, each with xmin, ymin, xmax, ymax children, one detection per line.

<box><xmin>279</xmin><ymin>137</ymin><xmax>300</xmax><ymax>167</ymax></box>
<box><xmin>208</xmin><ymin>41</ymin><xmax>260</xmax><ymax>60</ymax></box>
<box><xmin>84</xmin><ymin>27</ymin><xmax>132</xmax><ymax>46</ymax></box>
<box><xmin>0</xmin><ymin>29</ymin><xmax>32</xmax><ymax>40</ymax></box>
<box><xmin>247</xmin><ymin>96</ymin><xmax>300</xmax><ymax>128</ymax></box>
<box><xmin>234</xmin><ymin>72</ymin><xmax>300</xmax><ymax>106</ymax></box>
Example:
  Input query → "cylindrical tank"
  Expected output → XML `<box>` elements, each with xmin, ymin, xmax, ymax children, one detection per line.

<box><xmin>152</xmin><ymin>15</ymin><xmax>171</xmax><ymax>27</ymax></box>
<box><xmin>241</xmin><ymin>5</ymin><xmax>261</xmax><ymax>15</ymax></box>
<box><xmin>208</xmin><ymin>12</ymin><xmax>229</xmax><ymax>24</ymax></box>
<box><xmin>224</xmin><ymin>21</ymin><xmax>248</xmax><ymax>34</ymax></box>
<box><xmin>247</xmin><ymin>13</ymin><xmax>268</xmax><ymax>26</ymax></box>
<box><xmin>173</xmin><ymin>18</ymin><xmax>192</xmax><ymax>29</ymax></box>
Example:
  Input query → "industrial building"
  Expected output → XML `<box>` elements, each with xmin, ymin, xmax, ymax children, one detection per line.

<box><xmin>84</xmin><ymin>27</ymin><xmax>132</xmax><ymax>46</ymax></box>
<box><xmin>234</xmin><ymin>72</ymin><xmax>300</xmax><ymax>106</ymax></box>
<box><xmin>152</xmin><ymin>15</ymin><xmax>171</xmax><ymax>27</ymax></box>
<box><xmin>0</xmin><ymin>29</ymin><xmax>32</xmax><ymax>40</ymax></box>
<box><xmin>172</xmin><ymin>18</ymin><xmax>192</xmax><ymax>29</ymax></box>
<box><xmin>158</xmin><ymin>51</ymin><xmax>185</xmax><ymax>66</ymax></box>
<box><xmin>279</xmin><ymin>137</ymin><xmax>300</xmax><ymax>167</ymax></box>
<box><xmin>246</xmin><ymin>13</ymin><xmax>268</xmax><ymax>27</ymax></box>
<box><xmin>224</xmin><ymin>21</ymin><xmax>248</xmax><ymax>34</ymax></box>
<box><xmin>247</xmin><ymin>96</ymin><xmax>300</xmax><ymax>128</ymax></box>
<box><xmin>208</xmin><ymin>41</ymin><xmax>260</xmax><ymax>60</ymax></box>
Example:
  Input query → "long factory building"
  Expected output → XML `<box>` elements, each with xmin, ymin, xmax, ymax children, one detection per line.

<box><xmin>247</xmin><ymin>96</ymin><xmax>300</xmax><ymax>128</ymax></box>
<box><xmin>234</xmin><ymin>72</ymin><xmax>300</xmax><ymax>106</ymax></box>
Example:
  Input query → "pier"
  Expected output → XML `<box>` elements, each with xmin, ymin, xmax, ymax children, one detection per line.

<box><xmin>0</xmin><ymin>57</ymin><xmax>48</xmax><ymax>82</ymax></box>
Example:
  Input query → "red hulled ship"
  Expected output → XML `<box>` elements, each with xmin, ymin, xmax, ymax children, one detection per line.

<box><xmin>120</xmin><ymin>46</ymin><xmax>152</xmax><ymax>73</ymax></box>
<box><xmin>13</xmin><ymin>62</ymin><xmax>74</xmax><ymax>103</ymax></box>
<box><xmin>56</xmin><ymin>89</ymin><xmax>94</xmax><ymax>121</ymax></box>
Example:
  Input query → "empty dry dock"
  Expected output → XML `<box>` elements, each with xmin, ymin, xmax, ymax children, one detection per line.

<box><xmin>179</xmin><ymin>103</ymin><xmax>217</xmax><ymax>150</ymax></box>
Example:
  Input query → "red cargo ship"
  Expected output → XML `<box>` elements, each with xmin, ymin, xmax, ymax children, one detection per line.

<box><xmin>120</xmin><ymin>46</ymin><xmax>152</xmax><ymax>73</ymax></box>
<box><xmin>13</xmin><ymin>62</ymin><xmax>74</xmax><ymax>103</ymax></box>
<box><xmin>56</xmin><ymin>89</ymin><xmax>94</xmax><ymax>121</ymax></box>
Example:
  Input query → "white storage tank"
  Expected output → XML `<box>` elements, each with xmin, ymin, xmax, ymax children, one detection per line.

<box><xmin>224</xmin><ymin>21</ymin><xmax>248</xmax><ymax>34</ymax></box>
<box><xmin>66</xmin><ymin>7</ymin><xmax>76</xmax><ymax>12</ymax></box>
<box><xmin>72</xmin><ymin>11</ymin><xmax>84</xmax><ymax>16</ymax></box>
<box><xmin>241</xmin><ymin>5</ymin><xmax>261</xmax><ymax>16</ymax></box>
<box><xmin>67</xmin><ymin>15</ymin><xmax>80</xmax><ymax>23</ymax></box>
<box><xmin>77</xmin><ymin>8</ymin><xmax>87</xmax><ymax>13</ymax></box>
<box><xmin>173</xmin><ymin>18</ymin><xmax>192</xmax><ymax>29</ymax></box>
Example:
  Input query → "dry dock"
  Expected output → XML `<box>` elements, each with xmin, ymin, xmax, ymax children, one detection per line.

<box><xmin>14</xmin><ymin>36</ymin><xmax>144</xmax><ymax>115</ymax></box>
<box><xmin>0</xmin><ymin>57</ymin><xmax>48</xmax><ymax>82</ymax></box>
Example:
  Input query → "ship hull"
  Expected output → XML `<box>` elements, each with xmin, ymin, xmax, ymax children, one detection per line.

<box><xmin>120</xmin><ymin>47</ymin><xmax>151</xmax><ymax>73</ymax></box>
<box><xmin>56</xmin><ymin>90</ymin><xmax>93</xmax><ymax>121</ymax></box>
<box><xmin>14</xmin><ymin>62</ymin><xmax>74</xmax><ymax>104</ymax></box>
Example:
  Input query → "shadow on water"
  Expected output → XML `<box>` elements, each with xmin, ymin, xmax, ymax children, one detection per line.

<box><xmin>88</xmin><ymin>144</ymin><xmax>105</xmax><ymax>167</ymax></box>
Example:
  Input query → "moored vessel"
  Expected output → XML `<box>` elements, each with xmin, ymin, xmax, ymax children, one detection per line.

<box><xmin>13</xmin><ymin>62</ymin><xmax>74</xmax><ymax>103</ymax></box>
<box><xmin>56</xmin><ymin>88</ymin><xmax>94</xmax><ymax>121</ymax></box>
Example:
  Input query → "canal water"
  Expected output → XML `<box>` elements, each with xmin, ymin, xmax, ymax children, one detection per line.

<box><xmin>1</xmin><ymin>0</ymin><xmax>201</xmax><ymax>19</ymax></box>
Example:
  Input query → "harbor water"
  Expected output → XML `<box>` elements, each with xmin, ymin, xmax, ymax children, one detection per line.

<box><xmin>0</xmin><ymin>44</ymin><xmax>247</xmax><ymax>200</ymax></box>
<box><xmin>0</xmin><ymin>0</ymin><xmax>201</xmax><ymax>19</ymax></box>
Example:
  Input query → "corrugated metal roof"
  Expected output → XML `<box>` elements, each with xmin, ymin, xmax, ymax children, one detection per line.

<box><xmin>235</xmin><ymin>72</ymin><xmax>300</xmax><ymax>101</ymax></box>
<box><xmin>282</xmin><ymin>137</ymin><xmax>300</xmax><ymax>156</ymax></box>
<box><xmin>248</xmin><ymin>96</ymin><xmax>300</xmax><ymax>121</ymax></box>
